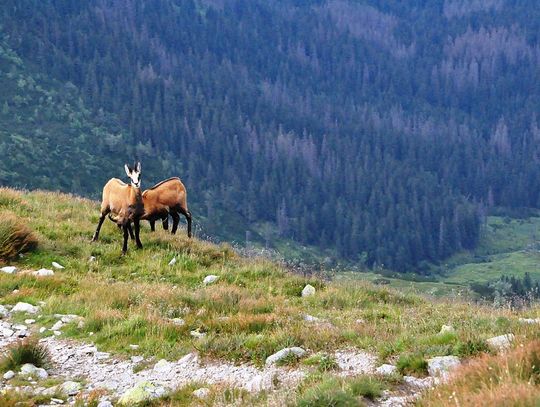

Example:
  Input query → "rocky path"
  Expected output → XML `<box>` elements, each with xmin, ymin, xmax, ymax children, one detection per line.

<box><xmin>0</xmin><ymin>303</ymin><xmax>460</xmax><ymax>406</ymax></box>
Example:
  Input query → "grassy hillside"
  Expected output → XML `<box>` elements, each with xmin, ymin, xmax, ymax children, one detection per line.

<box><xmin>1</xmin><ymin>188</ymin><xmax>540</xmax><ymax>405</ymax></box>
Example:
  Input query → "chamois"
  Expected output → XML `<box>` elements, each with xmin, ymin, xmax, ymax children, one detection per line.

<box><xmin>141</xmin><ymin>177</ymin><xmax>192</xmax><ymax>237</ymax></box>
<box><xmin>92</xmin><ymin>162</ymin><xmax>144</xmax><ymax>254</ymax></box>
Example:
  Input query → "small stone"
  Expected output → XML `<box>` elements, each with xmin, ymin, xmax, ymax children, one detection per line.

<box><xmin>50</xmin><ymin>398</ymin><xmax>65</xmax><ymax>404</ymax></box>
<box><xmin>0</xmin><ymin>305</ymin><xmax>8</xmax><ymax>317</ymax></box>
<box><xmin>39</xmin><ymin>327</ymin><xmax>46</xmax><ymax>333</ymax></box>
<box><xmin>192</xmin><ymin>387</ymin><xmax>210</xmax><ymax>399</ymax></box>
<box><xmin>203</xmin><ymin>275</ymin><xmax>219</xmax><ymax>285</ymax></box>
<box><xmin>131</xmin><ymin>356</ymin><xmax>144</xmax><ymax>363</ymax></box>
<box><xmin>171</xmin><ymin>318</ymin><xmax>185</xmax><ymax>326</ymax></box>
<box><xmin>486</xmin><ymin>334</ymin><xmax>514</xmax><ymax>351</ymax></box>
<box><xmin>53</xmin><ymin>330</ymin><xmax>62</xmax><ymax>336</ymax></box>
<box><xmin>60</xmin><ymin>381</ymin><xmax>82</xmax><ymax>396</ymax></box>
<box><xmin>34</xmin><ymin>268</ymin><xmax>54</xmax><ymax>276</ymax></box>
<box><xmin>24</xmin><ymin>319</ymin><xmax>36</xmax><ymax>324</ymax></box>
<box><xmin>301</xmin><ymin>284</ymin><xmax>316</xmax><ymax>297</ymax></box>
<box><xmin>89</xmin><ymin>256</ymin><xmax>96</xmax><ymax>262</ymax></box>
<box><xmin>190</xmin><ymin>330</ymin><xmax>206</xmax><ymax>339</ymax></box>
<box><xmin>427</xmin><ymin>356</ymin><xmax>461</xmax><ymax>378</ymax></box>
<box><xmin>168</xmin><ymin>257</ymin><xmax>176</xmax><ymax>266</ymax></box>
<box><xmin>0</xmin><ymin>266</ymin><xmax>17</xmax><ymax>274</ymax></box>
<box><xmin>439</xmin><ymin>325</ymin><xmax>455</xmax><ymax>335</ymax></box>
<box><xmin>35</xmin><ymin>368</ymin><xmax>48</xmax><ymax>379</ymax></box>
<box><xmin>97</xmin><ymin>401</ymin><xmax>113</xmax><ymax>407</ymax></box>
<box><xmin>3</xmin><ymin>370</ymin><xmax>15</xmax><ymax>380</ymax></box>
<box><xmin>1</xmin><ymin>327</ymin><xmax>14</xmax><ymax>337</ymax></box>
<box><xmin>518</xmin><ymin>318</ymin><xmax>540</xmax><ymax>324</ymax></box>
<box><xmin>129</xmin><ymin>344</ymin><xmax>140</xmax><ymax>350</ymax></box>
<box><xmin>20</xmin><ymin>363</ymin><xmax>38</xmax><ymax>375</ymax></box>
<box><xmin>244</xmin><ymin>375</ymin><xmax>270</xmax><ymax>392</ymax></box>
<box><xmin>96</xmin><ymin>352</ymin><xmax>110</xmax><ymax>360</ymax></box>
<box><xmin>12</xmin><ymin>302</ymin><xmax>39</xmax><ymax>314</ymax></box>
<box><xmin>13</xmin><ymin>324</ymin><xmax>27</xmax><ymax>331</ymax></box>
<box><xmin>51</xmin><ymin>321</ymin><xmax>64</xmax><ymax>331</ymax></box>
<box><xmin>77</xmin><ymin>320</ymin><xmax>85</xmax><ymax>329</ymax></box>
<box><xmin>265</xmin><ymin>347</ymin><xmax>306</xmax><ymax>366</ymax></box>
<box><xmin>154</xmin><ymin>359</ymin><xmax>172</xmax><ymax>372</ymax></box>
<box><xmin>304</xmin><ymin>314</ymin><xmax>320</xmax><ymax>322</ymax></box>
<box><xmin>51</xmin><ymin>262</ymin><xmax>65</xmax><ymax>269</ymax></box>
<box><xmin>376</xmin><ymin>364</ymin><xmax>398</xmax><ymax>375</ymax></box>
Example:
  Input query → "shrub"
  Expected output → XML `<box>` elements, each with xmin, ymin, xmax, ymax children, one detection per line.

<box><xmin>453</xmin><ymin>339</ymin><xmax>490</xmax><ymax>358</ymax></box>
<box><xmin>0</xmin><ymin>212</ymin><xmax>37</xmax><ymax>260</ymax></box>
<box><xmin>296</xmin><ymin>378</ymin><xmax>359</xmax><ymax>407</ymax></box>
<box><xmin>348</xmin><ymin>376</ymin><xmax>386</xmax><ymax>400</ymax></box>
<box><xmin>0</xmin><ymin>338</ymin><xmax>50</xmax><ymax>372</ymax></box>
<box><xmin>396</xmin><ymin>353</ymin><xmax>428</xmax><ymax>376</ymax></box>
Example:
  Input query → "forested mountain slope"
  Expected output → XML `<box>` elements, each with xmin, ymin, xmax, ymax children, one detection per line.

<box><xmin>1</xmin><ymin>0</ymin><xmax>540</xmax><ymax>271</ymax></box>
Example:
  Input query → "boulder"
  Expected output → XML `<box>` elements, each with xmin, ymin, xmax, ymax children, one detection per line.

<box><xmin>192</xmin><ymin>387</ymin><xmax>210</xmax><ymax>399</ymax></box>
<box><xmin>265</xmin><ymin>347</ymin><xmax>306</xmax><ymax>366</ymax></box>
<box><xmin>203</xmin><ymin>275</ymin><xmax>219</xmax><ymax>285</ymax></box>
<box><xmin>301</xmin><ymin>284</ymin><xmax>316</xmax><ymax>297</ymax></box>
<box><xmin>34</xmin><ymin>268</ymin><xmax>54</xmax><ymax>276</ymax></box>
<box><xmin>0</xmin><ymin>266</ymin><xmax>17</xmax><ymax>274</ymax></box>
<box><xmin>60</xmin><ymin>381</ymin><xmax>82</xmax><ymax>396</ymax></box>
<box><xmin>427</xmin><ymin>356</ymin><xmax>461</xmax><ymax>378</ymax></box>
<box><xmin>376</xmin><ymin>364</ymin><xmax>398</xmax><ymax>375</ymax></box>
<box><xmin>12</xmin><ymin>302</ymin><xmax>39</xmax><ymax>314</ymax></box>
<box><xmin>118</xmin><ymin>381</ymin><xmax>161</xmax><ymax>405</ymax></box>
<box><xmin>486</xmin><ymin>334</ymin><xmax>514</xmax><ymax>351</ymax></box>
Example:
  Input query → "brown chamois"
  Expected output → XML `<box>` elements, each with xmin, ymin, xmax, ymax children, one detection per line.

<box><xmin>141</xmin><ymin>177</ymin><xmax>192</xmax><ymax>237</ymax></box>
<box><xmin>92</xmin><ymin>162</ymin><xmax>144</xmax><ymax>254</ymax></box>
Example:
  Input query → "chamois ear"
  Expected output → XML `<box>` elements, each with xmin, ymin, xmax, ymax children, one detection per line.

<box><xmin>136</xmin><ymin>161</ymin><xmax>141</xmax><ymax>173</ymax></box>
<box><xmin>124</xmin><ymin>164</ymin><xmax>131</xmax><ymax>177</ymax></box>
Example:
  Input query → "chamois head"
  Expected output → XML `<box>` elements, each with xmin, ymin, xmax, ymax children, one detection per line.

<box><xmin>124</xmin><ymin>162</ymin><xmax>142</xmax><ymax>188</ymax></box>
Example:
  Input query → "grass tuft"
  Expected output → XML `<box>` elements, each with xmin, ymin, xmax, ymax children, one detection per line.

<box><xmin>0</xmin><ymin>338</ymin><xmax>51</xmax><ymax>372</ymax></box>
<box><xmin>396</xmin><ymin>353</ymin><xmax>428</xmax><ymax>376</ymax></box>
<box><xmin>0</xmin><ymin>211</ymin><xmax>37</xmax><ymax>261</ymax></box>
<box><xmin>348</xmin><ymin>375</ymin><xmax>386</xmax><ymax>400</ymax></box>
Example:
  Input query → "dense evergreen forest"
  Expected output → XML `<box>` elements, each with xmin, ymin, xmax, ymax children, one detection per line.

<box><xmin>1</xmin><ymin>0</ymin><xmax>540</xmax><ymax>272</ymax></box>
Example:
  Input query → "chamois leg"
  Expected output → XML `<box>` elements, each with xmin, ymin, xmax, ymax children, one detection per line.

<box><xmin>149</xmin><ymin>220</ymin><xmax>156</xmax><ymax>232</ymax></box>
<box><xmin>134</xmin><ymin>219</ymin><xmax>143</xmax><ymax>249</ymax></box>
<box><xmin>162</xmin><ymin>215</ymin><xmax>169</xmax><ymax>231</ymax></box>
<box><xmin>92</xmin><ymin>209</ymin><xmax>110</xmax><ymax>242</ymax></box>
<box><xmin>178</xmin><ymin>207</ymin><xmax>192</xmax><ymax>238</ymax></box>
<box><xmin>171</xmin><ymin>212</ymin><xmax>180</xmax><ymax>235</ymax></box>
<box><xmin>127</xmin><ymin>222</ymin><xmax>135</xmax><ymax>240</ymax></box>
<box><xmin>121</xmin><ymin>224</ymin><xmax>129</xmax><ymax>255</ymax></box>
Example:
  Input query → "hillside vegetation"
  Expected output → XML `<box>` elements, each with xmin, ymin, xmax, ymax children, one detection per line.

<box><xmin>2</xmin><ymin>0</ymin><xmax>540</xmax><ymax>270</ymax></box>
<box><xmin>1</xmin><ymin>188</ymin><xmax>540</xmax><ymax>405</ymax></box>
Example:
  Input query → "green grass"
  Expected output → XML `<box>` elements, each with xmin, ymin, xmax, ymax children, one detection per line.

<box><xmin>2</xmin><ymin>188</ymin><xmax>540</xmax><ymax>406</ymax></box>
<box><xmin>0</xmin><ymin>338</ymin><xmax>51</xmax><ymax>373</ymax></box>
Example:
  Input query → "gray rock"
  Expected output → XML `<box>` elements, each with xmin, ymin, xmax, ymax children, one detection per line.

<box><xmin>190</xmin><ymin>330</ymin><xmax>206</xmax><ymax>339</ymax></box>
<box><xmin>439</xmin><ymin>325</ymin><xmax>455</xmax><ymax>335</ymax></box>
<box><xmin>12</xmin><ymin>302</ymin><xmax>39</xmax><ymax>314</ymax></box>
<box><xmin>486</xmin><ymin>333</ymin><xmax>514</xmax><ymax>351</ymax></box>
<box><xmin>0</xmin><ymin>266</ymin><xmax>17</xmax><ymax>274</ymax></box>
<box><xmin>427</xmin><ymin>356</ymin><xmax>461</xmax><ymax>378</ymax></box>
<box><xmin>303</xmin><ymin>314</ymin><xmax>320</xmax><ymax>322</ymax></box>
<box><xmin>203</xmin><ymin>275</ymin><xmax>219</xmax><ymax>285</ymax></box>
<box><xmin>89</xmin><ymin>256</ymin><xmax>96</xmax><ymax>262</ymax></box>
<box><xmin>52</xmin><ymin>262</ymin><xmax>65</xmax><ymax>269</ymax></box>
<box><xmin>301</xmin><ymin>284</ymin><xmax>316</xmax><ymax>297</ymax></box>
<box><xmin>168</xmin><ymin>257</ymin><xmax>176</xmax><ymax>266</ymax></box>
<box><xmin>0</xmin><ymin>305</ymin><xmax>8</xmax><ymax>317</ymax></box>
<box><xmin>50</xmin><ymin>398</ymin><xmax>65</xmax><ymax>404</ymax></box>
<box><xmin>39</xmin><ymin>327</ymin><xmax>46</xmax><ymax>333</ymax></box>
<box><xmin>265</xmin><ymin>347</ymin><xmax>306</xmax><ymax>366</ymax></box>
<box><xmin>3</xmin><ymin>370</ymin><xmax>15</xmax><ymax>380</ymax></box>
<box><xmin>1</xmin><ymin>327</ymin><xmax>14</xmax><ymax>337</ymax></box>
<box><xmin>97</xmin><ymin>401</ymin><xmax>113</xmax><ymax>407</ymax></box>
<box><xmin>60</xmin><ymin>381</ymin><xmax>82</xmax><ymax>396</ymax></box>
<box><xmin>192</xmin><ymin>387</ymin><xmax>210</xmax><ymax>399</ymax></box>
<box><xmin>13</xmin><ymin>324</ymin><xmax>27</xmax><ymax>331</ymax></box>
<box><xmin>154</xmin><ymin>359</ymin><xmax>172</xmax><ymax>373</ymax></box>
<box><xmin>51</xmin><ymin>320</ymin><xmax>64</xmax><ymax>331</ymax></box>
<box><xmin>171</xmin><ymin>318</ymin><xmax>185</xmax><ymax>326</ymax></box>
<box><xmin>20</xmin><ymin>363</ymin><xmax>40</xmax><ymax>376</ymax></box>
<box><xmin>118</xmin><ymin>381</ymin><xmax>159</xmax><ymax>404</ymax></box>
<box><xmin>34</xmin><ymin>268</ymin><xmax>54</xmax><ymax>276</ymax></box>
<box><xmin>24</xmin><ymin>319</ymin><xmax>36</xmax><ymax>324</ymax></box>
<box><xmin>376</xmin><ymin>364</ymin><xmax>398</xmax><ymax>375</ymax></box>
<box><xmin>129</xmin><ymin>344</ymin><xmax>140</xmax><ymax>350</ymax></box>
<box><xmin>518</xmin><ymin>318</ymin><xmax>540</xmax><ymax>324</ymax></box>
<box><xmin>131</xmin><ymin>356</ymin><xmax>144</xmax><ymax>363</ymax></box>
